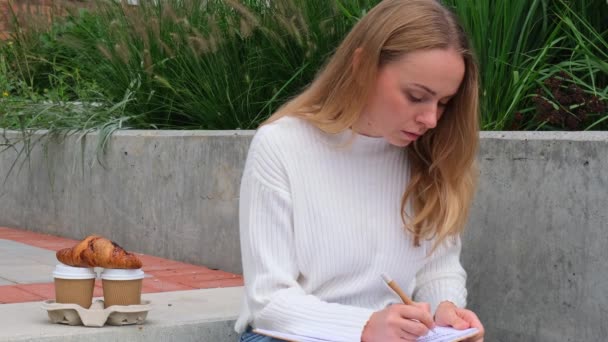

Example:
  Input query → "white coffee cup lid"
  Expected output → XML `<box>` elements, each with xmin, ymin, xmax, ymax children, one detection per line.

<box><xmin>53</xmin><ymin>263</ymin><xmax>97</xmax><ymax>279</ymax></box>
<box><xmin>100</xmin><ymin>268</ymin><xmax>145</xmax><ymax>280</ymax></box>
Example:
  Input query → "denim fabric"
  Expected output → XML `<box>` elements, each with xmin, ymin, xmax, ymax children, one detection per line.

<box><xmin>239</xmin><ymin>326</ymin><xmax>286</xmax><ymax>342</ymax></box>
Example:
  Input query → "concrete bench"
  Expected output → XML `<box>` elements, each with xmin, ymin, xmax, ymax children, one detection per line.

<box><xmin>0</xmin><ymin>288</ymin><xmax>242</xmax><ymax>342</ymax></box>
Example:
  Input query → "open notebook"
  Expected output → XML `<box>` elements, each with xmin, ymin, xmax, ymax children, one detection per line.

<box><xmin>254</xmin><ymin>326</ymin><xmax>479</xmax><ymax>342</ymax></box>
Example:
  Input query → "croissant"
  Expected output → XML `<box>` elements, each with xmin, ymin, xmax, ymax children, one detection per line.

<box><xmin>56</xmin><ymin>235</ymin><xmax>143</xmax><ymax>269</ymax></box>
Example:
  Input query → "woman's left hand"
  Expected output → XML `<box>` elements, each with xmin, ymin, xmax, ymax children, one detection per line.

<box><xmin>434</xmin><ymin>301</ymin><xmax>484</xmax><ymax>342</ymax></box>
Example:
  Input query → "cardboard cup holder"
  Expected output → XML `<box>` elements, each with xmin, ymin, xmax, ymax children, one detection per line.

<box><xmin>46</xmin><ymin>265</ymin><xmax>148</xmax><ymax>327</ymax></box>
<box><xmin>41</xmin><ymin>299</ymin><xmax>151</xmax><ymax>327</ymax></box>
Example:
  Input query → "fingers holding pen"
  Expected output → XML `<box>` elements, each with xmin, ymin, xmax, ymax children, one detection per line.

<box><xmin>362</xmin><ymin>303</ymin><xmax>435</xmax><ymax>341</ymax></box>
<box><xmin>411</xmin><ymin>301</ymin><xmax>431</xmax><ymax>316</ymax></box>
<box><xmin>369</xmin><ymin>274</ymin><xmax>435</xmax><ymax>341</ymax></box>
<box><xmin>397</xmin><ymin>303</ymin><xmax>435</xmax><ymax>332</ymax></box>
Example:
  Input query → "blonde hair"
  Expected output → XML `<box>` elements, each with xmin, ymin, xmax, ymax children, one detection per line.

<box><xmin>264</xmin><ymin>0</ymin><xmax>479</xmax><ymax>248</ymax></box>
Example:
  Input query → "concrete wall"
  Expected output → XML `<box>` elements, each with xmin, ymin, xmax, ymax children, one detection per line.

<box><xmin>463</xmin><ymin>132</ymin><xmax>608</xmax><ymax>341</ymax></box>
<box><xmin>1</xmin><ymin>130</ymin><xmax>607</xmax><ymax>340</ymax></box>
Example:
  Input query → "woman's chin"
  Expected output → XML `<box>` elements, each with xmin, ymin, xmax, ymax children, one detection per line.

<box><xmin>388</xmin><ymin>138</ymin><xmax>412</xmax><ymax>148</ymax></box>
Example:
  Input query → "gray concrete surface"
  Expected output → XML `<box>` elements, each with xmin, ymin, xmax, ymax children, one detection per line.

<box><xmin>0</xmin><ymin>278</ymin><xmax>15</xmax><ymax>285</ymax></box>
<box><xmin>462</xmin><ymin>132</ymin><xmax>608</xmax><ymax>342</ymax></box>
<box><xmin>0</xmin><ymin>287</ymin><xmax>243</xmax><ymax>342</ymax></box>
<box><xmin>0</xmin><ymin>239</ymin><xmax>56</xmax><ymax>283</ymax></box>
<box><xmin>1</xmin><ymin>130</ymin><xmax>607</xmax><ymax>340</ymax></box>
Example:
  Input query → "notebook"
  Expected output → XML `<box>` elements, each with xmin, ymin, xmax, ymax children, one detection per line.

<box><xmin>254</xmin><ymin>326</ymin><xmax>479</xmax><ymax>342</ymax></box>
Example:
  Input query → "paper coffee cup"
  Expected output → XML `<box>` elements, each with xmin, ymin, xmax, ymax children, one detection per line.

<box><xmin>53</xmin><ymin>263</ymin><xmax>96</xmax><ymax>309</ymax></box>
<box><xmin>101</xmin><ymin>268</ymin><xmax>144</xmax><ymax>308</ymax></box>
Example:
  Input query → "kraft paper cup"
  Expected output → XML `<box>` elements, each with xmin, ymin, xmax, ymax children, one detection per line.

<box><xmin>100</xmin><ymin>268</ymin><xmax>144</xmax><ymax>308</ymax></box>
<box><xmin>53</xmin><ymin>263</ymin><xmax>96</xmax><ymax>309</ymax></box>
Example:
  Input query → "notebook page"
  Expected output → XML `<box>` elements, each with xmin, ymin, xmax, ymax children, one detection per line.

<box><xmin>417</xmin><ymin>326</ymin><xmax>479</xmax><ymax>342</ymax></box>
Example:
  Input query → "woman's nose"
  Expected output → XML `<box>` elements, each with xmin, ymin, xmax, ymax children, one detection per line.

<box><xmin>416</xmin><ymin>103</ymin><xmax>439</xmax><ymax>129</ymax></box>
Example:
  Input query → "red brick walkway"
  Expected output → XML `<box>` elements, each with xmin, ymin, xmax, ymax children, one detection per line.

<box><xmin>0</xmin><ymin>226</ymin><xmax>243</xmax><ymax>304</ymax></box>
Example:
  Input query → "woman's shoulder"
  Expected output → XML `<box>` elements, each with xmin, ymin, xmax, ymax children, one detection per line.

<box><xmin>253</xmin><ymin>115</ymin><xmax>317</xmax><ymax>147</ymax></box>
<box><xmin>245</xmin><ymin>116</ymin><xmax>315</xmax><ymax>184</ymax></box>
<box><xmin>256</xmin><ymin>115</ymin><xmax>312</xmax><ymax>135</ymax></box>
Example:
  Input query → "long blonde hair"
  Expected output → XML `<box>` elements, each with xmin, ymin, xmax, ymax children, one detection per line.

<box><xmin>264</xmin><ymin>0</ymin><xmax>479</xmax><ymax>248</ymax></box>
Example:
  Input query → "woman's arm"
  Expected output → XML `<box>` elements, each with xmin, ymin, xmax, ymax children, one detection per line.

<box><xmin>413</xmin><ymin>237</ymin><xmax>484</xmax><ymax>341</ymax></box>
<box><xmin>412</xmin><ymin>236</ymin><xmax>468</xmax><ymax>313</ymax></box>
<box><xmin>239</xmin><ymin>132</ymin><xmax>374</xmax><ymax>341</ymax></box>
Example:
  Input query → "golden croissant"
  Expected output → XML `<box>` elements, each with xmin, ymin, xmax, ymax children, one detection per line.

<box><xmin>56</xmin><ymin>235</ymin><xmax>143</xmax><ymax>269</ymax></box>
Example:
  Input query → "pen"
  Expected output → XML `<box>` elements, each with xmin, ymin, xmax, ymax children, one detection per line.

<box><xmin>381</xmin><ymin>273</ymin><xmax>436</xmax><ymax>333</ymax></box>
<box><xmin>381</xmin><ymin>273</ymin><xmax>414</xmax><ymax>305</ymax></box>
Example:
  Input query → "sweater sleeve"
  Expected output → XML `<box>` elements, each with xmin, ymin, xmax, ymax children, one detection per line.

<box><xmin>412</xmin><ymin>236</ymin><xmax>468</xmax><ymax>314</ymax></box>
<box><xmin>239</xmin><ymin>132</ymin><xmax>374</xmax><ymax>341</ymax></box>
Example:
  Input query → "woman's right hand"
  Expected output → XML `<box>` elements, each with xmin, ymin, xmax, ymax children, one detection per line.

<box><xmin>361</xmin><ymin>302</ymin><xmax>435</xmax><ymax>341</ymax></box>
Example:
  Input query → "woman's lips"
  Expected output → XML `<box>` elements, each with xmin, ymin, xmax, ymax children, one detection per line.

<box><xmin>401</xmin><ymin>131</ymin><xmax>421</xmax><ymax>140</ymax></box>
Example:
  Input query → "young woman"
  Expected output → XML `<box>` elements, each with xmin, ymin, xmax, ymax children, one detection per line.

<box><xmin>236</xmin><ymin>0</ymin><xmax>484</xmax><ymax>341</ymax></box>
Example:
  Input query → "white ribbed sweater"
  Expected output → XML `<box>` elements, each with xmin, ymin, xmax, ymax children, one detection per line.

<box><xmin>235</xmin><ymin>116</ymin><xmax>467</xmax><ymax>341</ymax></box>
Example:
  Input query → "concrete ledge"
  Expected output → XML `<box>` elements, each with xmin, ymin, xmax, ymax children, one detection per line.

<box><xmin>480</xmin><ymin>130</ymin><xmax>608</xmax><ymax>140</ymax></box>
<box><xmin>1</xmin><ymin>287</ymin><xmax>243</xmax><ymax>342</ymax></box>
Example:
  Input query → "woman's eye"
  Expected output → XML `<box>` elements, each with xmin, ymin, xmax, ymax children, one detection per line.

<box><xmin>407</xmin><ymin>94</ymin><xmax>423</xmax><ymax>103</ymax></box>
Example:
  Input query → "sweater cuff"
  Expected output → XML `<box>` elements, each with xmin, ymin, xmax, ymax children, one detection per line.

<box><xmin>340</xmin><ymin>308</ymin><xmax>375</xmax><ymax>341</ymax></box>
<box><xmin>258</xmin><ymin>307</ymin><xmax>374</xmax><ymax>341</ymax></box>
<box><xmin>255</xmin><ymin>290</ymin><xmax>375</xmax><ymax>341</ymax></box>
<box><xmin>414</xmin><ymin>282</ymin><xmax>467</xmax><ymax>314</ymax></box>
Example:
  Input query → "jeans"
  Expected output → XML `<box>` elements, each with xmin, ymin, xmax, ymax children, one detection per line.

<box><xmin>239</xmin><ymin>326</ymin><xmax>285</xmax><ymax>342</ymax></box>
